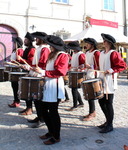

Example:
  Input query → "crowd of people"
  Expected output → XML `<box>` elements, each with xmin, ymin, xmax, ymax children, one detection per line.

<box><xmin>4</xmin><ymin>31</ymin><xmax>127</xmax><ymax>145</ymax></box>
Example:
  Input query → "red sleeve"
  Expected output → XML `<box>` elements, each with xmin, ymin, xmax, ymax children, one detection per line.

<box><xmin>17</xmin><ymin>48</ymin><xmax>23</xmax><ymax>57</ymax></box>
<box><xmin>38</xmin><ymin>48</ymin><xmax>50</xmax><ymax>69</ymax></box>
<box><xmin>93</xmin><ymin>51</ymin><xmax>100</xmax><ymax>69</ymax></box>
<box><xmin>68</xmin><ymin>54</ymin><xmax>72</xmax><ymax>70</ymax></box>
<box><xmin>79</xmin><ymin>53</ymin><xmax>86</xmax><ymax>65</ymax></box>
<box><xmin>110</xmin><ymin>51</ymin><xmax>127</xmax><ymax>73</ymax></box>
<box><xmin>20</xmin><ymin>48</ymin><xmax>35</xmax><ymax>66</ymax></box>
<box><xmin>45</xmin><ymin>53</ymin><xmax>69</xmax><ymax>78</ymax></box>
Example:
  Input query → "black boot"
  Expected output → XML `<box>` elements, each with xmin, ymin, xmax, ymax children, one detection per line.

<box><xmin>97</xmin><ymin>122</ymin><xmax>107</xmax><ymax>129</ymax></box>
<box><xmin>99</xmin><ymin>124</ymin><xmax>113</xmax><ymax>133</ymax></box>
<box><xmin>27</xmin><ymin>117</ymin><xmax>39</xmax><ymax>123</ymax></box>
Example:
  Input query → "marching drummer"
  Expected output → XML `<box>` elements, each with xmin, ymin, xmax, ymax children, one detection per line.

<box><xmin>20</xmin><ymin>32</ymin><xmax>50</xmax><ymax>118</ymax></box>
<box><xmin>34</xmin><ymin>35</ymin><xmax>69</xmax><ymax>145</ymax></box>
<box><xmin>24</xmin><ymin>31</ymin><xmax>51</xmax><ymax>128</ymax></box>
<box><xmin>82</xmin><ymin>38</ymin><xmax>100</xmax><ymax>121</ymax></box>
<box><xmin>8</xmin><ymin>37</ymin><xmax>24</xmax><ymax>108</ymax></box>
<box><xmin>66</xmin><ymin>41</ymin><xmax>85</xmax><ymax>111</ymax></box>
<box><xmin>9</xmin><ymin>32</ymin><xmax>35</xmax><ymax>115</ymax></box>
<box><xmin>98</xmin><ymin>33</ymin><xmax>127</xmax><ymax>133</ymax></box>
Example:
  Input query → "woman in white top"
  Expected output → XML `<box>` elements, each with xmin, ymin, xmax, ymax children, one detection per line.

<box><xmin>35</xmin><ymin>35</ymin><xmax>69</xmax><ymax>145</ymax></box>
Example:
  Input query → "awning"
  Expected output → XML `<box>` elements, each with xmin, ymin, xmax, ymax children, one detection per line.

<box><xmin>64</xmin><ymin>26</ymin><xmax>128</xmax><ymax>48</ymax></box>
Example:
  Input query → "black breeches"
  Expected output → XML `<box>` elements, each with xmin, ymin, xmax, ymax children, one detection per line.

<box><xmin>41</xmin><ymin>101</ymin><xmax>60</xmax><ymax>139</ymax></box>
<box><xmin>98</xmin><ymin>94</ymin><xmax>114</xmax><ymax>125</ymax></box>
<box><xmin>11</xmin><ymin>81</ymin><xmax>20</xmax><ymax>103</ymax></box>
<box><xmin>71</xmin><ymin>88</ymin><xmax>84</xmax><ymax>107</ymax></box>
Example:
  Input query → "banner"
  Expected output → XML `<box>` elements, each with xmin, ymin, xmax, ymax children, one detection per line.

<box><xmin>90</xmin><ymin>18</ymin><xmax>118</xmax><ymax>28</ymax></box>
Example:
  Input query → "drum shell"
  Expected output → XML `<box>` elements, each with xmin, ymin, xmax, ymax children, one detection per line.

<box><xmin>19</xmin><ymin>77</ymin><xmax>44</xmax><ymax>100</ymax></box>
<box><xmin>82</xmin><ymin>78</ymin><xmax>104</xmax><ymax>100</ymax></box>
<box><xmin>9</xmin><ymin>72</ymin><xmax>28</xmax><ymax>82</ymax></box>
<box><xmin>4</xmin><ymin>71</ymin><xmax>9</xmax><ymax>81</ymax></box>
<box><xmin>0</xmin><ymin>67</ymin><xmax>5</xmax><ymax>82</ymax></box>
<box><xmin>63</xmin><ymin>72</ymin><xmax>69</xmax><ymax>85</ymax></box>
<box><xmin>4</xmin><ymin>65</ymin><xmax>22</xmax><ymax>72</ymax></box>
<box><xmin>69</xmin><ymin>71</ymin><xmax>86</xmax><ymax>88</ymax></box>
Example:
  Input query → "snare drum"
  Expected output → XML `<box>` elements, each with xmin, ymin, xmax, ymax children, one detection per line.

<box><xmin>82</xmin><ymin>78</ymin><xmax>104</xmax><ymax>100</ymax></box>
<box><xmin>63</xmin><ymin>72</ymin><xmax>69</xmax><ymax>85</ymax></box>
<box><xmin>0</xmin><ymin>67</ymin><xmax>5</xmax><ymax>82</ymax></box>
<box><xmin>4</xmin><ymin>65</ymin><xmax>22</xmax><ymax>72</ymax></box>
<box><xmin>9</xmin><ymin>72</ymin><xmax>28</xmax><ymax>82</ymax></box>
<box><xmin>19</xmin><ymin>77</ymin><xmax>44</xmax><ymax>100</ymax></box>
<box><xmin>4</xmin><ymin>71</ymin><xmax>9</xmax><ymax>81</ymax></box>
<box><xmin>69</xmin><ymin>71</ymin><xmax>86</xmax><ymax>88</ymax></box>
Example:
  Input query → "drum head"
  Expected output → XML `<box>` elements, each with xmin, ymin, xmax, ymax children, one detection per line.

<box><xmin>21</xmin><ymin>77</ymin><xmax>42</xmax><ymax>80</ymax></box>
<box><xmin>69</xmin><ymin>71</ymin><xmax>84</xmax><ymax>74</ymax></box>
<box><xmin>82</xmin><ymin>78</ymin><xmax>100</xmax><ymax>83</ymax></box>
<box><xmin>9</xmin><ymin>72</ymin><xmax>28</xmax><ymax>75</ymax></box>
<box><xmin>0</xmin><ymin>67</ymin><xmax>5</xmax><ymax>70</ymax></box>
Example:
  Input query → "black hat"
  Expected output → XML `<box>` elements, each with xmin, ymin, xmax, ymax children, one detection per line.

<box><xmin>31</xmin><ymin>31</ymin><xmax>47</xmax><ymax>41</ymax></box>
<box><xmin>25</xmin><ymin>32</ymin><xmax>34</xmax><ymax>42</ymax></box>
<box><xmin>67</xmin><ymin>41</ymin><xmax>81</xmax><ymax>51</ymax></box>
<box><xmin>45</xmin><ymin>35</ymin><xmax>65</xmax><ymax>51</ymax></box>
<box><xmin>83</xmin><ymin>38</ymin><xmax>97</xmax><ymax>47</ymax></box>
<box><xmin>101</xmin><ymin>33</ymin><xmax>116</xmax><ymax>44</ymax></box>
<box><xmin>12</xmin><ymin>37</ymin><xmax>23</xmax><ymax>47</ymax></box>
<box><xmin>64</xmin><ymin>44</ymin><xmax>70</xmax><ymax>53</ymax></box>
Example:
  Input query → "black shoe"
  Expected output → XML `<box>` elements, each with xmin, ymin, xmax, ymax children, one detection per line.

<box><xmin>97</xmin><ymin>122</ymin><xmax>107</xmax><ymax>129</ymax></box>
<box><xmin>30</xmin><ymin>121</ymin><xmax>45</xmax><ymax>128</ymax></box>
<box><xmin>77</xmin><ymin>104</ymin><xmax>84</xmax><ymax>108</ymax></box>
<box><xmin>27</xmin><ymin>117</ymin><xmax>39</xmax><ymax>123</ymax></box>
<box><xmin>99</xmin><ymin>125</ymin><xmax>113</xmax><ymax>133</ymax></box>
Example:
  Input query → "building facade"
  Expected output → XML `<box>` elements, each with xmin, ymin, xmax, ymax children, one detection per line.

<box><xmin>0</xmin><ymin>0</ymin><xmax>128</xmax><ymax>62</ymax></box>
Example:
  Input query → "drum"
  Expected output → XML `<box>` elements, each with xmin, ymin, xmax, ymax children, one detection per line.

<box><xmin>4</xmin><ymin>71</ymin><xmax>9</xmax><ymax>81</ymax></box>
<box><xmin>0</xmin><ymin>67</ymin><xmax>5</xmax><ymax>82</ymax></box>
<box><xmin>69</xmin><ymin>71</ymin><xmax>86</xmax><ymax>88</ymax></box>
<box><xmin>9</xmin><ymin>72</ymin><xmax>28</xmax><ymax>82</ymax></box>
<box><xmin>63</xmin><ymin>72</ymin><xmax>69</xmax><ymax>85</ymax></box>
<box><xmin>19</xmin><ymin>77</ymin><xmax>44</xmax><ymax>100</ymax></box>
<box><xmin>82</xmin><ymin>78</ymin><xmax>104</xmax><ymax>100</ymax></box>
<box><xmin>4</xmin><ymin>65</ymin><xmax>22</xmax><ymax>72</ymax></box>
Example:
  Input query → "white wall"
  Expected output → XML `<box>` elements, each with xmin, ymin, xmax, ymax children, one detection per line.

<box><xmin>0</xmin><ymin>0</ymin><xmax>126</xmax><ymax>38</ymax></box>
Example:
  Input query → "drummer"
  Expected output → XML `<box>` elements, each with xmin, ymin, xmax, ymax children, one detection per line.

<box><xmin>8</xmin><ymin>37</ymin><xmax>24</xmax><ymax>108</ymax></box>
<box><xmin>98</xmin><ymin>33</ymin><xmax>126</xmax><ymax>133</ymax></box>
<box><xmin>66</xmin><ymin>41</ymin><xmax>85</xmax><ymax>111</ymax></box>
<box><xmin>20</xmin><ymin>32</ymin><xmax>50</xmax><ymax>128</ymax></box>
<box><xmin>9</xmin><ymin>32</ymin><xmax>35</xmax><ymax>113</ymax></box>
<box><xmin>34</xmin><ymin>35</ymin><xmax>69</xmax><ymax>145</ymax></box>
<box><xmin>82</xmin><ymin>38</ymin><xmax>100</xmax><ymax>121</ymax></box>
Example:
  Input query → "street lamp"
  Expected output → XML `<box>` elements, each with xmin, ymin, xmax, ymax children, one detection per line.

<box><xmin>29</xmin><ymin>25</ymin><xmax>36</xmax><ymax>31</ymax></box>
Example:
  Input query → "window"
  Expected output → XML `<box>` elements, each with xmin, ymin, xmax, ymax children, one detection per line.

<box><xmin>103</xmin><ymin>0</ymin><xmax>114</xmax><ymax>11</ymax></box>
<box><xmin>54</xmin><ymin>0</ymin><xmax>69</xmax><ymax>4</ymax></box>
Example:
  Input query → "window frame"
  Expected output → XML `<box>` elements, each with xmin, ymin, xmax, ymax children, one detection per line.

<box><xmin>103</xmin><ymin>0</ymin><xmax>115</xmax><ymax>11</ymax></box>
<box><xmin>53</xmin><ymin>0</ymin><xmax>69</xmax><ymax>4</ymax></box>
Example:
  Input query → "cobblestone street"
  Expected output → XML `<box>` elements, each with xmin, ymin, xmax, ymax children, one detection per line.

<box><xmin>0</xmin><ymin>75</ymin><xmax>128</xmax><ymax>150</ymax></box>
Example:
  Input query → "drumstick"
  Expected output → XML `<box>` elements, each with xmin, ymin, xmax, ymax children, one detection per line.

<box><xmin>6</xmin><ymin>62</ymin><xmax>19</xmax><ymax>67</ymax></box>
<box><xmin>11</xmin><ymin>59</ymin><xmax>21</xmax><ymax>66</ymax></box>
<box><xmin>18</xmin><ymin>56</ymin><xmax>31</xmax><ymax>67</ymax></box>
<box><xmin>35</xmin><ymin>49</ymin><xmax>38</xmax><ymax>67</ymax></box>
<box><xmin>81</xmin><ymin>68</ymin><xmax>105</xmax><ymax>73</ymax></box>
<box><xmin>92</xmin><ymin>69</ymin><xmax>104</xmax><ymax>73</ymax></box>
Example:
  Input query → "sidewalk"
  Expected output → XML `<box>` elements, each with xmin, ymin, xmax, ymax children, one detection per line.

<box><xmin>0</xmin><ymin>75</ymin><xmax>128</xmax><ymax>150</ymax></box>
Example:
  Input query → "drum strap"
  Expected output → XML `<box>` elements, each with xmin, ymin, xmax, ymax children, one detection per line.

<box><xmin>93</xmin><ymin>54</ymin><xmax>99</xmax><ymax>78</ymax></box>
<box><xmin>56</xmin><ymin>78</ymin><xmax>59</xmax><ymax>102</ymax></box>
<box><xmin>93</xmin><ymin>54</ymin><xmax>98</xmax><ymax>70</ymax></box>
<box><xmin>104</xmin><ymin>74</ymin><xmax>108</xmax><ymax>100</ymax></box>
